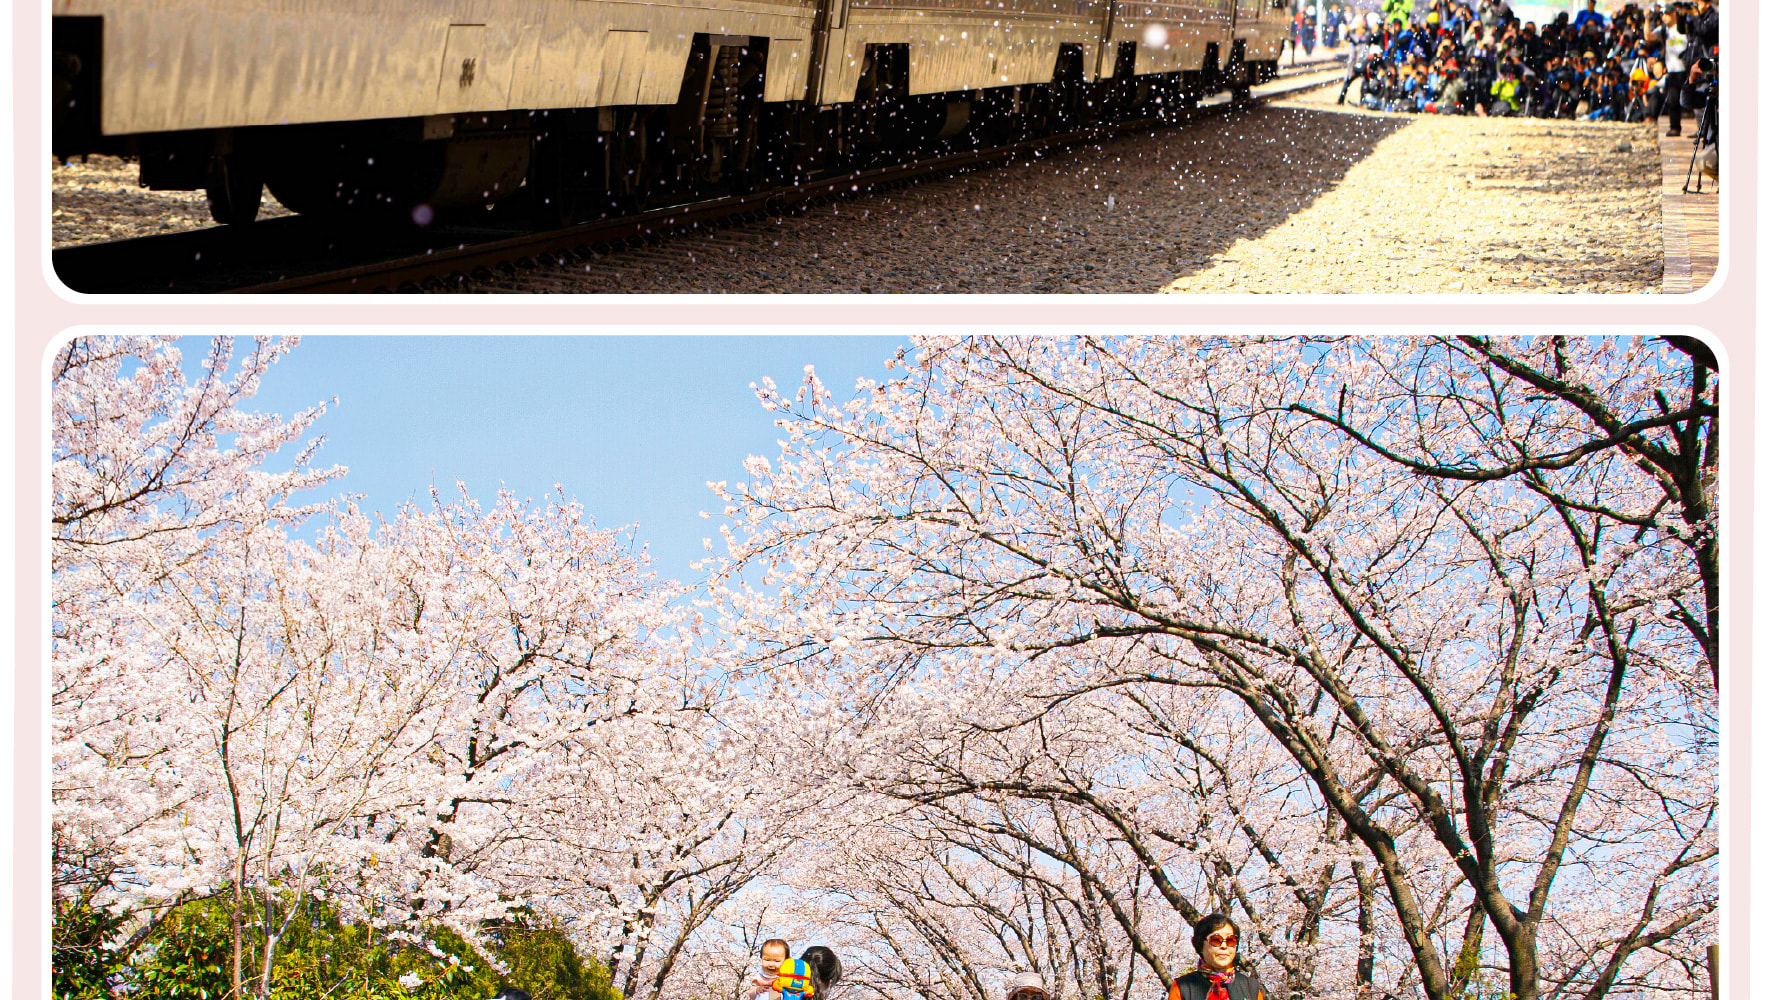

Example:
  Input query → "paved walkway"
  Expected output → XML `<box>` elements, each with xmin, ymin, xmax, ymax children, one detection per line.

<box><xmin>1276</xmin><ymin>41</ymin><xmax>1354</xmax><ymax>73</ymax></box>
<box><xmin>1657</xmin><ymin>126</ymin><xmax>1719</xmax><ymax>293</ymax></box>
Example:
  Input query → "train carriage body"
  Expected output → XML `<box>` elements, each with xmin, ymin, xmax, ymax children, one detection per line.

<box><xmin>815</xmin><ymin>0</ymin><xmax>1105</xmax><ymax>103</ymax></box>
<box><xmin>1232</xmin><ymin>0</ymin><xmax>1287</xmax><ymax>63</ymax></box>
<box><xmin>52</xmin><ymin>0</ymin><xmax>1288</xmax><ymax>225</ymax></box>
<box><xmin>55</xmin><ymin>0</ymin><xmax>819</xmax><ymax>133</ymax></box>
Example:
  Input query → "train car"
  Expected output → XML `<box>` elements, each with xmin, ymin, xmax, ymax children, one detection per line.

<box><xmin>51</xmin><ymin>0</ymin><xmax>1287</xmax><ymax>227</ymax></box>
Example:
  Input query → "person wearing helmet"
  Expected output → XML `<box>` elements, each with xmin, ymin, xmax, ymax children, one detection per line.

<box><xmin>771</xmin><ymin>957</ymin><xmax>817</xmax><ymax>1000</ymax></box>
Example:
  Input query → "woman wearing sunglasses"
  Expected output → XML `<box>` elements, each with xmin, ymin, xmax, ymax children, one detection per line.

<box><xmin>1165</xmin><ymin>915</ymin><xmax>1267</xmax><ymax>1000</ymax></box>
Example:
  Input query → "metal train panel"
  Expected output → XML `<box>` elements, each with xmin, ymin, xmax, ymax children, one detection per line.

<box><xmin>762</xmin><ymin>37</ymin><xmax>814</xmax><ymax>100</ymax></box>
<box><xmin>56</xmin><ymin>0</ymin><xmax>813</xmax><ymax>135</ymax></box>
<box><xmin>1100</xmin><ymin>1</ymin><xmax>1230</xmax><ymax>77</ymax></box>
<box><xmin>813</xmin><ymin>12</ymin><xmax>1108</xmax><ymax>103</ymax></box>
<box><xmin>1233</xmin><ymin>0</ymin><xmax>1286</xmax><ymax>61</ymax></box>
<box><xmin>58</xmin><ymin>0</ymin><xmax>1279</xmax><ymax>137</ymax></box>
<box><xmin>504</xmin><ymin>2</ymin><xmax>814</xmax><ymax>108</ymax></box>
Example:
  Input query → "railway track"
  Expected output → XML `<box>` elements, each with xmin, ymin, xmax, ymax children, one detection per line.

<box><xmin>52</xmin><ymin>63</ymin><xmax>1345</xmax><ymax>295</ymax></box>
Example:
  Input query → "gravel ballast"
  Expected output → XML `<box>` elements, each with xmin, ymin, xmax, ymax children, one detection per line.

<box><xmin>51</xmin><ymin>84</ymin><xmax>1664</xmax><ymax>293</ymax></box>
<box><xmin>51</xmin><ymin>156</ymin><xmax>292</xmax><ymax>248</ymax></box>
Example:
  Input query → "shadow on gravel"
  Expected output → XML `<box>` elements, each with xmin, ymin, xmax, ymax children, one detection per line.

<box><xmin>1133</xmin><ymin>104</ymin><xmax>1414</xmax><ymax>289</ymax></box>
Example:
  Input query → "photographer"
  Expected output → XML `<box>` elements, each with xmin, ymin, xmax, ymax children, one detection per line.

<box><xmin>1685</xmin><ymin>0</ymin><xmax>1718</xmax><ymax>54</ymax></box>
<box><xmin>1540</xmin><ymin>56</ymin><xmax>1580</xmax><ymax>117</ymax></box>
<box><xmin>1583</xmin><ymin>65</ymin><xmax>1628</xmax><ymax>119</ymax></box>
<box><xmin>1572</xmin><ymin>0</ymin><xmax>1606</xmax><ymax>33</ymax></box>
<box><xmin>1657</xmin><ymin>6</ymin><xmax>1689</xmax><ymax>134</ymax></box>
<box><xmin>1478</xmin><ymin>61</ymin><xmax>1524</xmax><ymax>115</ymax></box>
<box><xmin>1670</xmin><ymin>0</ymin><xmax>1717</xmax><ymax>138</ymax></box>
<box><xmin>1452</xmin><ymin>60</ymin><xmax>1484</xmax><ymax>112</ymax></box>
<box><xmin>1682</xmin><ymin>55</ymin><xmax>1716</xmax><ymax>145</ymax></box>
<box><xmin>1339</xmin><ymin>22</ymin><xmax>1379</xmax><ymax>103</ymax></box>
<box><xmin>1626</xmin><ymin>53</ymin><xmax>1662</xmax><ymax>121</ymax></box>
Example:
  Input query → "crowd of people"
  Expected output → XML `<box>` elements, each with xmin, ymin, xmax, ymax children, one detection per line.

<box><xmin>1301</xmin><ymin>1</ymin><xmax>1718</xmax><ymax>141</ymax></box>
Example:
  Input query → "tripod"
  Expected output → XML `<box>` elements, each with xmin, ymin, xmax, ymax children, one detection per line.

<box><xmin>1682</xmin><ymin>85</ymin><xmax>1717</xmax><ymax>194</ymax></box>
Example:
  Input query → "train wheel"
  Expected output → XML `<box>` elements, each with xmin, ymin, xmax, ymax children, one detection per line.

<box><xmin>1225</xmin><ymin>43</ymin><xmax>1252</xmax><ymax>103</ymax></box>
<box><xmin>1049</xmin><ymin>46</ymin><xmax>1086</xmax><ymax>133</ymax></box>
<box><xmin>205</xmin><ymin>154</ymin><xmax>263</xmax><ymax>225</ymax></box>
<box><xmin>698</xmin><ymin>44</ymin><xmax>768</xmax><ymax>194</ymax></box>
<box><xmin>607</xmin><ymin>112</ymin><xmax>652</xmax><ymax>213</ymax></box>
<box><xmin>527</xmin><ymin>125</ymin><xmax>596</xmax><ymax>229</ymax></box>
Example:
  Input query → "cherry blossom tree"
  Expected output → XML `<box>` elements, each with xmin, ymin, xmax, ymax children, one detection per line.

<box><xmin>121</xmin><ymin>514</ymin><xmax>459</xmax><ymax>1000</ymax></box>
<box><xmin>290</xmin><ymin>487</ymin><xmax>789</xmax><ymax>1000</ymax></box>
<box><xmin>709</xmin><ymin>336</ymin><xmax>1716</xmax><ymax>1000</ymax></box>
<box><xmin>51</xmin><ymin>334</ymin><xmax>342</xmax><ymax>973</ymax></box>
<box><xmin>53</xmin><ymin>333</ymin><xmax>1716</xmax><ymax>1000</ymax></box>
<box><xmin>52</xmin><ymin>337</ymin><xmax>748</xmax><ymax>1000</ymax></box>
<box><xmin>1281</xmin><ymin>335</ymin><xmax>1718</xmax><ymax>689</ymax></box>
<box><xmin>728</xmin><ymin>630</ymin><xmax>1459</xmax><ymax>1000</ymax></box>
<box><xmin>51</xmin><ymin>334</ymin><xmax>338</xmax><ymax>573</ymax></box>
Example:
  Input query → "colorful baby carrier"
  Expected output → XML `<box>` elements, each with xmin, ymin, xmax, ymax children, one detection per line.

<box><xmin>774</xmin><ymin>959</ymin><xmax>814</xmax><ymax>1000</ymax></box>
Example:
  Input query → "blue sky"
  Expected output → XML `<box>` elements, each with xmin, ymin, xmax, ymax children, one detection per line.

<box><xmin>230</xmin><ymin>335</ymin><xmax>910</xmax><ymax>583</ymax></box>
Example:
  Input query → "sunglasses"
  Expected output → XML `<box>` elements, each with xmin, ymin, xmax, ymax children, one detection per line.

<box><xmin>1206</xmin><ymin>934</ymin><xmax>1238</xmax><ymax>947</ymax></box>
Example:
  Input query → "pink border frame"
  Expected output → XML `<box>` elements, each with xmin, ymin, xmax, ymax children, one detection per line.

<box><xmin>9</xmin><ymin>0</ymin><xmax>1765</xmax><ymax>994</ymax></box>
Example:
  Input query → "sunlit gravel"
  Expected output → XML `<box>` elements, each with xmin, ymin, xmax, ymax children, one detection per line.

<box><xmin>51</xmin><ymin>156</ymin><xmax>293</xmax><ymax>248</ymax></box>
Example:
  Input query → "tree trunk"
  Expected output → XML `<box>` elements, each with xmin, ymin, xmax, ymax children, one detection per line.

<box><xmin>1446</xmin><ymin>904</ymin><xmax>1486</xmax><ymax>1000</ymax></box>
<box><xmin>231</xmin><ymin>876</ymin><xmax>246</xmax><ymax>1000</ymax></box>
<box><xmin>1352</xmin><ymin>862</ymin><xmax>1374</xmax><ymax>999</ymax></box>
<box><xmin>1500</xmin><ymin>924</ymin><xmax>1539</xmax><ymax>1000</ymax></box>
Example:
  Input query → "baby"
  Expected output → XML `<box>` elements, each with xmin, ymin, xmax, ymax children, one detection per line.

<box><xmin>748</xmin><ymin>940</ymin><xmax>795</xmax><ymax>1000</ymax></box>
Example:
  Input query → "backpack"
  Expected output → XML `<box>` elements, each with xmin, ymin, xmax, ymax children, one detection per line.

<box><xmin>774</xmin><ymin>960</ymin><xmax>814</xmax><ymax>1000</ymax></box>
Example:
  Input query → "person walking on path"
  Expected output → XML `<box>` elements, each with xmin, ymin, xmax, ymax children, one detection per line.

<box><xmin>1165</xmin><ymin>915</ymin><xmax>1268</xmax><ymax>1000</ymax></box>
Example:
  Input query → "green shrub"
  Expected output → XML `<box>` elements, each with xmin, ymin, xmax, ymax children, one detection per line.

<box><xmin>53</xmin><ymin>889</ymin><xmax>621</xmax><ymax>1000</ymax></box>
<box><xmin>485</xmin><ymin>919</ymin><xmax>622</xmax><ymax>1000</ymax></box>
<box><xmin>133</xmin><ymin>898</ymin><xmax>234</xmax><ymax>1000</ymax></box>
<box><xmin>53</xmin><ymin>897</ymin><xmax>128</xmax><ymax>1000</ymax></box>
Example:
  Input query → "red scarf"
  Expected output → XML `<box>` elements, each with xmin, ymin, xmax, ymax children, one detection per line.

<box><xmin>1197</xmin><ymin>966</ymin><xmax>1235</xmax><ymax>1000</ymax></box>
